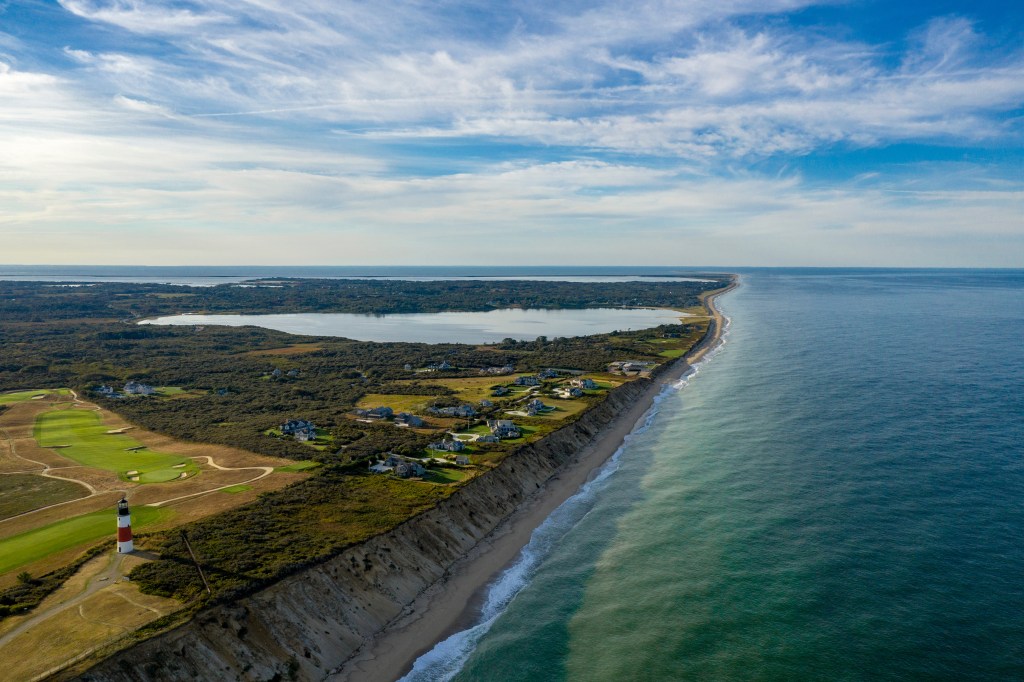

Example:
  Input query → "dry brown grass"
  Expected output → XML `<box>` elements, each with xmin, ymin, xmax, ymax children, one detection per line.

<box><xmin>245</xmin><ymin>343</ymin><xmax>323</xmax><ymax>356</ymax></box>
<box><xmin>0</xmin><ymin>566</ymin><xmax>179</xmax><ymax>681</ymax></box>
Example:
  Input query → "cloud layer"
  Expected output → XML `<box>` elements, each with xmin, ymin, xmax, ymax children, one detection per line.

<box><xmin>1</xmin><ymin>0</ymin><xmax>1021</xmax><ymax>265</ymax></box>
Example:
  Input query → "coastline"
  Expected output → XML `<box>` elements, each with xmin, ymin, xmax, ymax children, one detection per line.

<box><xmin>334</xmin><ymin>277</ymin><xmax>738</xmax><ymax>682</ymax></box>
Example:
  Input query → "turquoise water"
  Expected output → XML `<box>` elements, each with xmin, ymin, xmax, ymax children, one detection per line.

<box><xmin>403</xmin><ymin>270</ymin><xmax>1024</xmax><ymax>681</ymax></box>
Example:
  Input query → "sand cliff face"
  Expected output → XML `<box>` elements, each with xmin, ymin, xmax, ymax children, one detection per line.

<box><xmin>75</xmin><ymin>377</ymin><xmax>654</xmax><ymax>682</ymax></box>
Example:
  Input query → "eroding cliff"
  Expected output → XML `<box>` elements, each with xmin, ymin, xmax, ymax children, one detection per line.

<box><xmin>75</xmin><ymin>377</ymin><xmax>654</xmax><ymax>682</ymax></box>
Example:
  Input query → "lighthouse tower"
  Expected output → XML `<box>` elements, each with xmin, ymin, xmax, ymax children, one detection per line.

<box><xmin>116</xmin><ymin>498</ymin><xmax>134</xmax><ymax>553</ymax></box>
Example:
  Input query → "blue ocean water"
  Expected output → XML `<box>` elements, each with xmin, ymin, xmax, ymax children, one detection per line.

<box><xmin>404</xmin><ymin>269</ymin><xmax>1024</xmax><ymax>681</ymax></box>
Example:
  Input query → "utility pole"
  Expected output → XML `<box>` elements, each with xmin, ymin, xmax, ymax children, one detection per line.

<box><xmin>180</xmin><ymin>530</ymin><xmax>212</xmax><ymax>596</ymax></box>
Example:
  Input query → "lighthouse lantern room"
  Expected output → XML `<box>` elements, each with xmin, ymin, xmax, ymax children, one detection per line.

<box><xmin>116</xmin><ymin>497</ymin><xmax>134</xmax><ymax>553</ymax></box>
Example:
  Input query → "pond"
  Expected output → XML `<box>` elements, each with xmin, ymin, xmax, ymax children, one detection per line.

<box><xmin>139</xmin><ymin>307</ymin><xmax>688</xmax><ymax>344</ymax></box>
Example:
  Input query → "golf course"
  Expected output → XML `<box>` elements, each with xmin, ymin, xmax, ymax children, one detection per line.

<box><xmin>34</xmin><ymin>409</ymin><xmax>199</xmax><ymax>483</ymax></box>
<box><xmin>0</xmin><ymin>505</ymin><xmax>174</xmax><ymax>575</ymax></box>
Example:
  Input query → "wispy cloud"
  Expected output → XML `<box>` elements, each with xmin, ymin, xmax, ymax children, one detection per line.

<box><xmin>1</xmin><ymin>1</ymin><xmax>1021</xmax><ymax>265</ymax></box>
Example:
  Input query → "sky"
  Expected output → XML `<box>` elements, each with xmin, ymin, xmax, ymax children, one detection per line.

<box><xmin>0</xmin><ymin>0</ymin><xmax>1021</xmax><ymax>267</ymax></box>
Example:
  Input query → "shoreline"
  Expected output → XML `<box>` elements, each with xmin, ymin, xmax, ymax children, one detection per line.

<box><xmin>333</xmin><ymin>277</ymin><xmax>738</xmax><ymax>682</ymax></box>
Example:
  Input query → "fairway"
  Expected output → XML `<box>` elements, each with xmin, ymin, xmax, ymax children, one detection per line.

<box><xmin>34</xmin><ymin>409</ymin><xmax>199</xmax><ymax>483</ymax></box>
<box><xmin>0</xmin><ymin>389</ymin><xmax>71</xmax><ymax>405</ymax></box>
<box><xmin>0</xmin><ymin>505</ymin><xmax>174</xmax><ymax>576</ymax></box>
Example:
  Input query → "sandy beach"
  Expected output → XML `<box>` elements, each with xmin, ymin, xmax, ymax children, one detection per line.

<box><xmin>333</xmin><ymin>278</ymin><xmax>738</xmax><ymax>682</ymax></box>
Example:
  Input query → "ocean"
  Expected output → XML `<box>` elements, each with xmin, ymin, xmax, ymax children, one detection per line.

<box><xmin>402</xmin><ymin>269</ymin><xmax>1024</xmax><ymax>681</ymax></box>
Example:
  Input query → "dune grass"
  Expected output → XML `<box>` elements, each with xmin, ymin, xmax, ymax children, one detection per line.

<box><xmin>0</xmin><ymin>505</ymin><xmax>174</xmax><ymax>576</ymax></box>
<box><xmin>34</xmin><ymin>409</ymin><xmax>199</xmax><ymax>483</ymax></box>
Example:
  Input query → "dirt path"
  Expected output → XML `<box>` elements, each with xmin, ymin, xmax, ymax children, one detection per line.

<box><xmin>0</xmin><ymin>553</ymin><xmax>126</xmax><ymax>650</ymax></box>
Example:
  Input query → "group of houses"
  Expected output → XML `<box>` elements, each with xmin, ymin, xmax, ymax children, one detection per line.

<box><xmin>513</xmin><ymin>375</ymin><xmax>541</xmax><ymax>387</ymax></box>
<box><xmin>426</xmin><ymin>404</ymin><xmax>478</xmax><ymax>418</ymax></box>
<box><xmin>94</xmin><ymin>381</ymin><xmax>156</xmax><ymax>398</ymax></box>
<box><xmin>480</xmin><ymin>364</ymin><xmax>515</xmax><ymax>375</ymax></box>
<box><xmin>280</xmin><ymin>419</ymin><xmax>318</xmax><ymax>442</ymax></box>
<box><xmin>269</xmin><ymin>368</ymin><xmax>301</xmax><ymax>379</ymax></box>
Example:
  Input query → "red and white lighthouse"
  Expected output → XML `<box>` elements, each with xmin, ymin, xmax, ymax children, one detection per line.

<box><xmin>116</xmin><ymin>497</ymin><xmax>134</xmax><ymax>553</ymax></box>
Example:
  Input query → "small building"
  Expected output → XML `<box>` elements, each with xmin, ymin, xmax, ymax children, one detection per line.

<box><xmin>281</xmin><ymin>419</ymin><xmax>317</xmax><ymax>441</ymax></box>
<box><xmin>539</xmin><ymin>368</ymin><xmax>558</xmax><ymax>379</ymax></box>
<box><xmin>123</xmin><ymin>381</ymin><xmax>155</xmax><ymax>396</ymax></box>
<box><xmin>429</xmin><ymin>439</ymin><xmax>466</xmax><ymax>452</ymax></box>
<box><xmin>514</xmin><ymin>375</ymin><xmax>541</xmax><ymax>386</ymax></box>
<box><xmin>427</xmin><ymin>360</ymin><xmax>453</xmax><ymax>371</ymax></box>
<box><xmin>479</xmin><ymin>399</ymin><xmax>493</xmax><ymax>408</ymax></box>
<box><xmin>271</xmin><ymin>368</ymin><xmax>283</xmax><ymax>378</ymax></box>
<box><xmin>368</xmin><ymin>460</ymin><xmax>393</xmax><ymax>474</ymax></box>
<box><xmin>394</xmin><ymin>412</ymin><xmax>424</xmax><ymax>427</ymax></box>
<box><xmin>404</xmin><ymin>364</ymin><xmax>413</xmax><ymax>371</ymax></box>
<box><xmin>286</xmin><ymin>369</ymin><xmax>300</xmax><ymax>377</ymax></box>
<box><xmin>567</xmin><ymin>387</ymin><xmax>584</xmax><ymax>398</ymax></box>
<box><xmin>525</xmin><ymin>398</ymin><xmax>547</xmax><ymax>416</ymax></box>
<box><xmin>94</xmin><ymin>385</ymin><xmax>115</xmax><ymax>396</ymax></box>
<box><xmin>487</xmin><ymin>419</ymin><xmax>521</xmax><ymax>439</ymax></box>
<box><xmin>492</xmin><ymin>386</ymin><xmax>511</xmax><ymax>397</ymax></box>
<box><xmin>571</xmin><ymin>378</ymin><xmax>598</xmax><ymax>390</ymax></box>
<box><xmin>477</xmin><ymin>434</ymin><xmax>499</xmax><ymax>443</ymax></box>
<box><xmin>384</xmin><ymin>454</ymin><xmax>427</xmax><ymax>478</ymax></box>
<box><xmin>427</xmin><ymin>404</ymin><xmax>477</xmax><ymax>418</ymax></box>
<box><xmin>455</xmin><ymin>454</ymin><xmax>471</xmax><ymax>465</ymax></box>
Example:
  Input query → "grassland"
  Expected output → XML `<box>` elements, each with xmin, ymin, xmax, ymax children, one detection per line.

<box><xmin>0</xmin><ymin>505</ymin><xmax>174</xmax><ymax>576</ymax></box>
<box><xmin>220</xmin><ymin>484</ymin><xmax>253</xmax><ymax>494</ymax></box>
<box><xmin>0</xmin><ymin>475</ymin><xmax>88</xmax><ymax>520</ymax></box>
<box><xmin>0</xmin><ymin>389</ymin><xmax>71</xmax><ymax>405</ymax></box>
<box><xmin>275</xmin><ymin>460</ymin><xmax>320</xmax><ymax>473</ymax></box>
<box><xmin>34</xmin><ymin>409</ymin><xmax>200</xmax><ymax>483</ymax></box>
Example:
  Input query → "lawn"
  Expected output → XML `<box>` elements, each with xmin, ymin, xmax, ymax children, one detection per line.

<box><xmin>356</xmin><ymin>393</ymin><xmax>437</xmax><ymax>413</ymax></box>
<box><xmin>0</xmin><ymin>505</ymin><xmax>174</xmax><ymax>576</ymax></box>
<box><xmin>0</xmin><ymin>389</ymin><xmax>71</xmax><ymax>405</ymax></box>
<box><xmin>532</xmin><ymin>398</ymin><xmax>590</xmax><ymax>419</ymax></box>
<box><xmin>0</xmin><ymin>474</ymin><xmax>88</xmax><ymax>521</ymax></box>
<box><xmin>34</xmin><ymin>409</ymin><xmax>199</xmax><ymax>483</ymax></box>
<box><xmin>426</xmin><ymin>468</ymin><xmax>471</xmax><ymax>484</ymax></box>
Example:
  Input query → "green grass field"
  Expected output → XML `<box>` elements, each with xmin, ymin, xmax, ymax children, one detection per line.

<box><xmin>0</xmin><ymin>389</ymin><xmax>71</xmax><ymax>405</ymax></box>
<box><xmin>0</xmin><ymin>474</ymin><xmax>89</xmax><ymax>521</ymax></box>
<box><xmin>220</xmin><ymin>484</ymin><xmax>253</xmax><ymax>494</ymax></box>
<box><xmin>34</xmin><ymin>409</ymin><xmax>199</xmax><ymax>483</ymax></box>
<box><xmin>0</xmin><ymin>505</ymin><xmax>174</xmax><ymax>576</ymax></box>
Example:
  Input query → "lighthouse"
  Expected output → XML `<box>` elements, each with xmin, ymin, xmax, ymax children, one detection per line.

<box><xmin>116</xmin><ymin>497</ymin><xmax>134</xmax><ymax>553</ymax></box>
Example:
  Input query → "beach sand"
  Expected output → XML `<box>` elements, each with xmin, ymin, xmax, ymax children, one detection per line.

<box><xmin>333</xmin><ymin>279</ymin><xmax>737</xmax><ymax>682</ymax></box>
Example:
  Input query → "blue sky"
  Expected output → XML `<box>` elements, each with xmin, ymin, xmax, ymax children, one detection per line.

<box><xmin>1</xmin><ymin>0</ymin><xmax>1021</xmax><ymax>266</ymax></box>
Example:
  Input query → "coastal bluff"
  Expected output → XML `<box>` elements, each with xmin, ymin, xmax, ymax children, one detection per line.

<box><xmin>72</xmin><ymin>373</ymin><xmax>664</xmax><ymax>682</ymax></box>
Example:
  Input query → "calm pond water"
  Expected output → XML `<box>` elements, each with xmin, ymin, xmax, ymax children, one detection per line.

<box><xmin>139</xmin><ymin>307</ymin><xmax>688</xmax><ymax>343</ymax></box>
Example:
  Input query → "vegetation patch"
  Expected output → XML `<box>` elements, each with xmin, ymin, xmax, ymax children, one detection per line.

<box><xmin>34</xmin><ymin>409</ymin><xmax>199</xmax><ymax>483</ymax></box>
<box><xmin>219</xmin><ymin>484</ymin><xmax>253</xmax><ymax>494</ymax></box>
<box><xmin>0</xmin><ymin>542</ymin><xmax>110</xmax><ymax>620</ymax></box>
<box><xmin>130</xmin><ymin>469</ymin><xmax>454</xmax><ymax>602</ymax></box>
<box><xmin>0</xmin><ymin>505</ymin><xmax>174</xmax><ymax>577</ymax></box>
<box><xmin>275</xmin><ymin>460</ymin><xmax>320</xmax><ymax>473</ymax></box>
<box><xmin>0</xmin><ymin>474</ymin><xmax>89</xmax><ymax>521</ymax></box>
